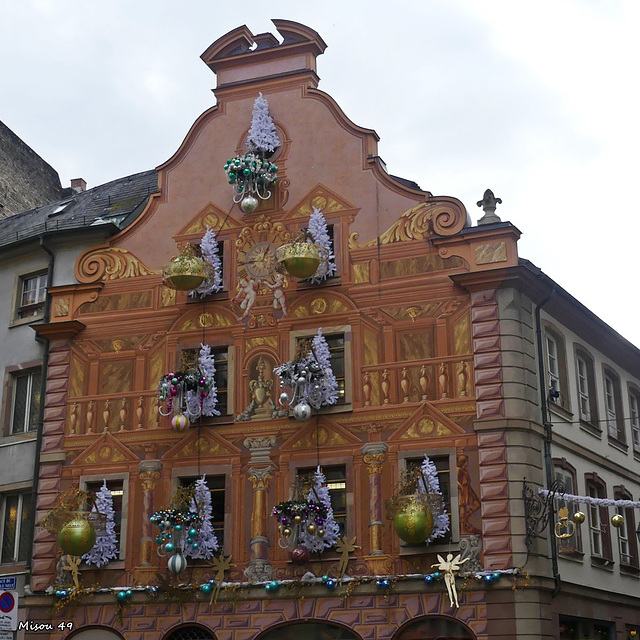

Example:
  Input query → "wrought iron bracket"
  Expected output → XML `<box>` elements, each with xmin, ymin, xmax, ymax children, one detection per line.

<box><xmin>523</xmin><ymin>479</ymin><xmax>565</xmax><ymax>549</ymax></box>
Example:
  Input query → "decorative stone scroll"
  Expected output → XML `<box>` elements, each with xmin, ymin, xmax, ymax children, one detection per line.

<box><xmin>76</xmin><ymin>247</ymin><xmax>158</xmax><ymax>283</ymax></box>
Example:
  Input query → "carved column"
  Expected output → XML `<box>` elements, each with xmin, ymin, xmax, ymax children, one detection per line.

<box><xmin>362</xmin><ymin>442</ymin><xmax>393</xmax><ymax>575</ymax></box>
<box><xmin>244</xmin><ymin>436</ymin><xmax>277</xmax><ymax>582</ymax></box>
<box><xmin>138</xmin><ymin>460</ymin><xmax>162</xmax><ymax>567</ymax></box>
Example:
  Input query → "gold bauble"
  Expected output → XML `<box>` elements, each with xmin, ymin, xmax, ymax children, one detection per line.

<box><xmin>306</xmin><ymin>523</ymin><xmax>316</xmax><ymax>535</ymax></box>
<box><xmin>162</xmin><ymin>244</ymin><xmax>208</xmax><ymax>291</ymax></box>
<box><xmin>276</xmin><ymin>242</ymin><xmax>320</xmax><ymax>279</ymax></box>
<box><xmin>317</xmin><ymin>528</ymin><xmax>325</xmax><ymax>537</ymax></box>
<box><xmin>283</xmin><ymin>527</ymin><xmax>292</xmax><ymax>537</ymax></box>
<box><xmin>393</xmin><ymin>496</ymin><xmax>434</xmax><ymax>545</ymax></box>
<box><xmin>572</xmin><ymin>511</ymin><xmax>586</xmax><ymax>524</ymax></box>
<box><xmin>293</xmin><ymin>515</ymin><xmax>302</xmax><ymax>524</ymax></box>
<box><xmin>58</xmin><ymin>518</ymin><xmax>97</xmax><ymax>556</ymax></box>
<box><xmin>611</xmin><ymin>514</ymin><xmax>625</xmax><ymax>528</ymax></box>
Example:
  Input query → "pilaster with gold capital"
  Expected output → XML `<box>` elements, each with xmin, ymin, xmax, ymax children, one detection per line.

<box><xmin>361</xmin><ymin>443</ymin><xmax>388</xmax><ymax>555</ymax></box>
<box><xmin>138</xmin><ymin>460</ymin><xmax>162</xmax><ymax>567</ymax></box>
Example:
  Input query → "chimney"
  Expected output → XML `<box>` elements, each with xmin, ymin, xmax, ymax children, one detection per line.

<box><xmin>71</xmin><ymin>178</ymin><xmax>87</xmax><ymax>193</ymax></box>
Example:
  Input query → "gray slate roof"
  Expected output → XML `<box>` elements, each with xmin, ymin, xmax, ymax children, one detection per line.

<box><xmin>0</xmin><ymin>169</ymin><xmax>158</xmax><ymax>248</ymax></box>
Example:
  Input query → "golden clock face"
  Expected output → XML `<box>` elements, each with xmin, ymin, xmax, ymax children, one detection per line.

<box><xmin>243</xmin><ymin>241</ymin><xmax>278</xmax><ymax>280</ymax></box>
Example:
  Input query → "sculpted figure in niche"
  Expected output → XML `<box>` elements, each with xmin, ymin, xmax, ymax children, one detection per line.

<box><xmin>457</xmin><ymin>454</ymin><xmax>481</xmax><ymax>535</ymax></box>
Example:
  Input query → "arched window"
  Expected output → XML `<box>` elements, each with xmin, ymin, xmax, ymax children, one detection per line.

<box><xmin>69</xmin><ymin>628</ymin><xmax>124</xmax><ymax>640</ymax></box>
<box><xmin>257</xmin><ymin>622</ymin><xmax>360</xmax><ymax>640</ymax></box>
<box><xmin>164</xmin><ymin>626</ymin><xmax>216</xmax><ymax>640</ymax></box>
<box><xmin>394</xmin><ymin>616</ymin><xmax>476</xmax><ymax>639</ymax></box>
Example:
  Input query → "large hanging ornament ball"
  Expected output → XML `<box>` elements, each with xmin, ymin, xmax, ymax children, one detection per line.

<box><xmin>240</xmin><ymin>195</ymin><xmax>259</xmax><ymax>214</ymax></box>
<box><xmin>171</xmin><ymin>413</ymin><xmax>190</xmax><ymax>432</ymax></box>
<box><xmin>393</xmin><ymin>496</ymin><xmax>434</xmax><ymax>545</ymax></box>
<box><xmin>276</xmin><ymin>242</ymin><xmax>321</xmax><ymax>279</ymax></box>
<box><xmin>162</xmin><ymin>244</ymin><xmax>208</xmax><ymax>291</ymax></box>
<box><xmin>611</xmin><ymin>514</ymin><xmax>625</xmax><ymax>528</ymax></box>
<box><xmin>58</xmin><ymin>518</ymin><xmax>97</xmax><ymax>556</ymax></box>
<box><xmin>168</xmin><ymin>552</ymin><xmax>188</xmax><ymax>575</ymax></box>
<box><xmin>290</xmin><ymin>545</ymin><xmax>311</xmax><ymax>565</ymax></box>
<box><xmin>572</xmin><ymin>511</ymin><xmax>586</xmax><ymax>524</ymax></box>
<box><xmin>293</xmin><ymin>400</ymin><xmax>312</xmax><ymax>422</ymax></box>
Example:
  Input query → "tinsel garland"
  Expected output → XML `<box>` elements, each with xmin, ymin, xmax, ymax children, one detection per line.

<box><xmin>49</xmin><ymin>569</ymin><xmax>520</xmax><ymax>612</ymax></box>
<box><xmin>538</xmin><ymin>488</ymin><xmax>640</xmax><ymax>509</ymax></box>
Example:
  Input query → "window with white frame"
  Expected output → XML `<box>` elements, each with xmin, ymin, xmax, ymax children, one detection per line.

<box><xmin>585</xmin><ymin>475</ymin><xmax>612</xmax><ymax>562</ymax></box>
<box><xmin>545</xmin><ymin>329</ymin><xmax>568</xmax><ymax>409</ymax></box>
<box><xmin>576</xmin><ymin>355</ymin><xmax>591</xmax><ymax>422</ymax></box>
<box><xmin>82</xmin><ymin>477</ymin><xmax>127</xmax><ymax>559</ymax></box>
<box><xmin>587</xmin><ymin>482</ymin><xmax>602</xmax><ymax>557</ymax></box>
<box><xmin>629</xmin><ymin>389</ymin><xmax>640</xmax><ymax>452</ymax></box>
<box><xmin>9</xmin><ymin>369</ymin><xmax>41</xmax><ymax>434</ymax></box>
<box><xmin>604</xmin><ymin>370</ymin><xmax>625</xmax><ymax>444</ymax></box>
<box><xmin>16</xmin><ymin>271</ymin><xmax>47</xmax><ymax>320</ymax></box>
<box><xmin>547</xmin><ymin>334</ymin><xmax>560</xmax><ymax>394</ymax></box>
<box><xmin>0</xmin><ymin>491</ymin><xmax>32</xmax><ymax>564</ymax></box>
<box><xmin>614</xmin><ymin>488</ymin><xmax>639</xmax><ymax>569</ymax></box>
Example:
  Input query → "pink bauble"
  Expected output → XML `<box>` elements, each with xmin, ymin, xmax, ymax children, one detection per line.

<box><xmin>171</xmin><ymin>413</ymin><xmax>190</xmax><ymax>432</ymax></box>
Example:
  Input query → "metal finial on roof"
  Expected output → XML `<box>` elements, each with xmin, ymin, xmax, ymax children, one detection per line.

<box><xmin>476</xmin><ymin>189</ymin><xmax>502</xmax><ymax>225</ymax></box>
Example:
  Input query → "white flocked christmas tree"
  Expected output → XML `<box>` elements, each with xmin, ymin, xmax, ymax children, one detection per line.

<box><xmin>189</xmin><ymin>228</ymin><xmax>223</xmax><ymax>298</ymax></box>
<box><xmin>82</xmin><ymin>480</ymin><xmax>118</xmax><ymax>567</ymax></box>
<box><xmin>184</xmin><ymin>476</ymin><xmax>219</xmax><ymax>559</ymax></box>
<box><xmin>311</xmin><ymin>329</ymin><xmax>339</xmax><ymax>408</ymax></box>
<box><xmin>299</xmin><ymin>466</ymin><xmax>341</xmax><ymax>552</ymax></box>
<box><xmin>307</xmin><ymin>207</ymin><xmax>336</xmax><ymax>283</ymax></box>
<box><xmin>246</xmin><ymin>93</ymin><xmax>280</xmax><ymax>155</ymax></box>
<box><xmin>419</xmin><ymin>455</ymin><xmax>450</xmax><ymax>544</ymax></box>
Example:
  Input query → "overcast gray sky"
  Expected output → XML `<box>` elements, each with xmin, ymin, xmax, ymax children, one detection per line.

<box><xmin>2</xmin><ymin>0</ymin><xmax>639</xmax><ymax>345</ymax></box>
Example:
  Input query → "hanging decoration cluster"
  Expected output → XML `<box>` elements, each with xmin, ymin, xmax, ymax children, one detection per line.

<box><xmin>299</xmin><ymin>467</ymin><xmax>341</xmax><ymax>553</ymax></box>
<box><xmin>40</xmin><ymin>486</ymin><xmax>103</xmax><ymax>558</ymax></box>
<box><xmin>150</xmin><ymin>508</ymin><xmax>203</xmax><ymax>575</ymax></box>
<box><xmin>82</xmin><ymin>480</ymin><xmax>118</xmax><ymax>567</ymax></box>
<box><xmin>274</xmin><ymin>495</ymin><xmax>328</xmax><ymax>557</ymax></box>
<box><xmin>189</xmin><ymin>228</ymin><xmax>223</xmax><ymax>298</ymax></box>
<box><xmin>224</xmin><ymin>93</ymin><xmax>281</xmax><ymax>213</ymax></box>
<box><xmin>158</xmin><ymin>344</ymin><xmax>219</xmax><ymax>428</ymax></box>
<box><xmin>275</xmin><ymin>329</ymin><xmax>339</xmax><ymax>421</ymax></box>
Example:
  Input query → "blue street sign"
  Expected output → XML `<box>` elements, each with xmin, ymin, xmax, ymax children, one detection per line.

<box><xmin>0</xmin><ymin>579</ymin><xmax>16</xmax><ymax>591</ymax></box>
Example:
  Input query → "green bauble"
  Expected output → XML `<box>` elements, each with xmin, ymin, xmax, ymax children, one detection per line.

<box><xmin>58</xmin><ymin>518</ymin><xmax>97</xmax><ymax>556</ymax></box>
<box><xmin>393</xmin><ymin>496</ymin><xmax>434</xmax><ymax>544</ymax></box>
